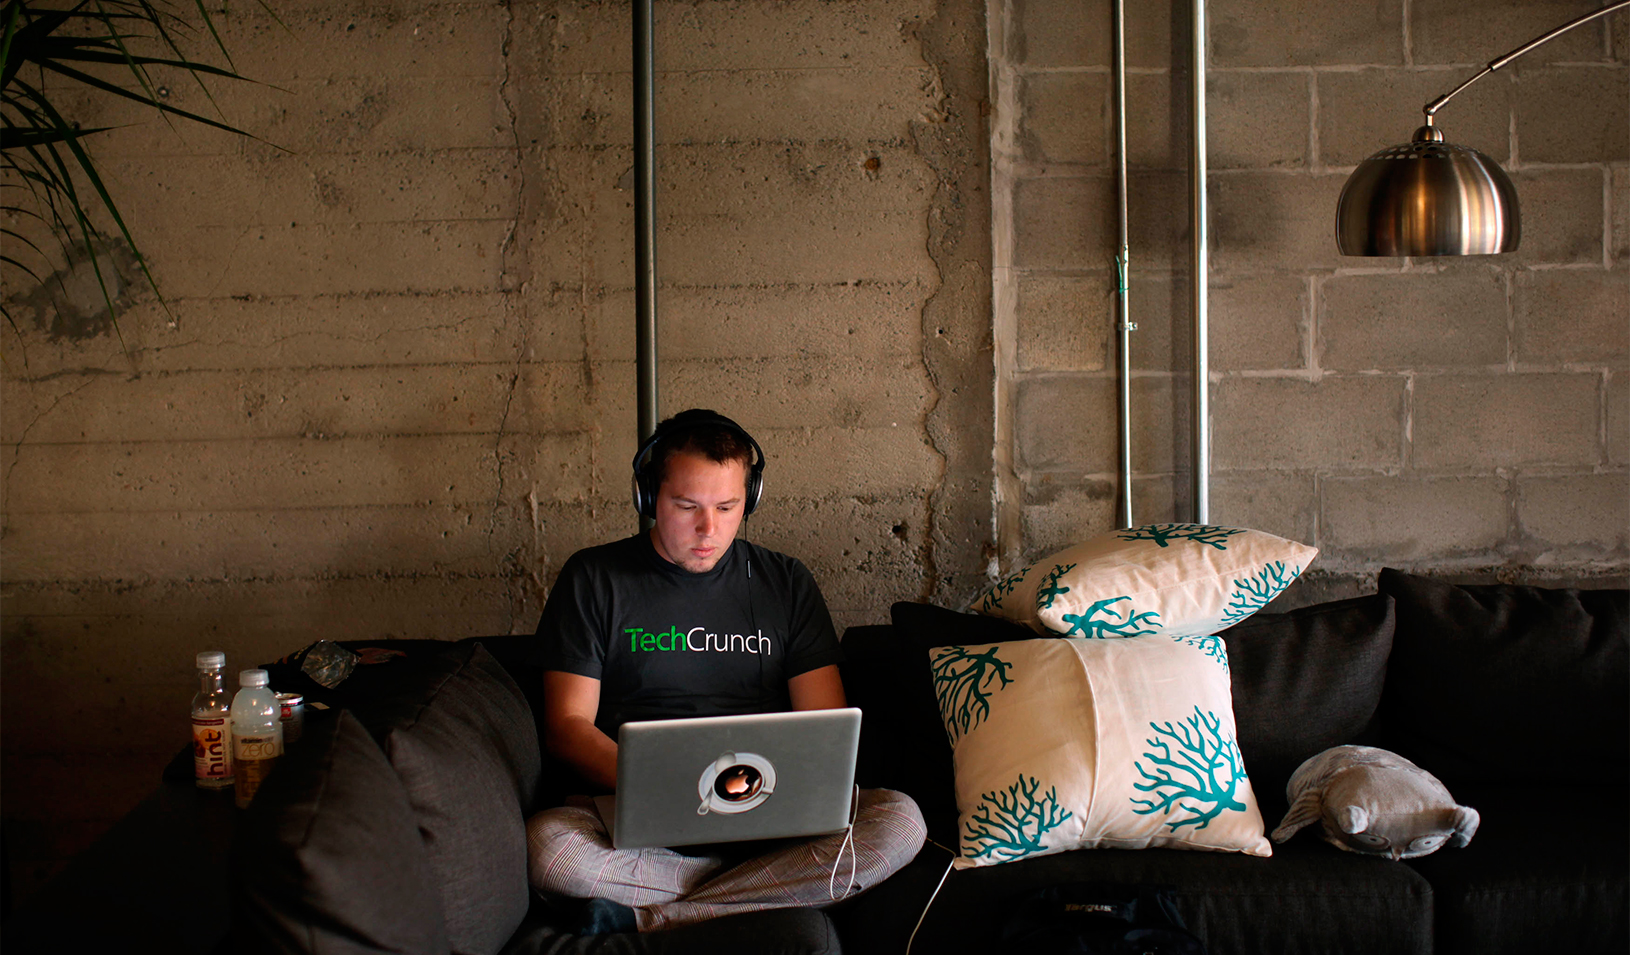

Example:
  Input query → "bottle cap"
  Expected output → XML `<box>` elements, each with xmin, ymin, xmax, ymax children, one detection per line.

<box><xmin>196</xmin><ymin>651</ymin><xmax>226</xmax><ymax>669</ymax></box>
<box><xmin>239</xmin><ymin>669</ymin><xmax>269</xmax><ymax>687</ymax></box>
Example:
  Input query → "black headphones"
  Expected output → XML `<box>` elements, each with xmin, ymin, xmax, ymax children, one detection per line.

<box><xmin>631</xmin><ymin>410</ymin><xmax>766</xmax><ymax>521</ymax></box>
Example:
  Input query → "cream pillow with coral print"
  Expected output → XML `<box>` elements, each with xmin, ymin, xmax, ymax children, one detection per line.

<box><xmin>971</xmin><ymin>523</ymin><xmax>1317</xmax><ymax>638</ymax></box>
<box><xmin>931</xmin><ymin>635</ymin><xmax>1271</xmax><ymax>869</ymax></box>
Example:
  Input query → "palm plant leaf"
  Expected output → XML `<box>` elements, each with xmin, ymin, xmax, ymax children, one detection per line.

<box><xmin>1</xmin><ymin>0</ymin><xmax>279</xmax><ymax>335</ymax></box>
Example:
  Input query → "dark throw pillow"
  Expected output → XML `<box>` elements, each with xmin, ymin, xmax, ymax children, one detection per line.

<box><xmin>233</xmin><ymin>709</ymin><xmax>451</xmax><ymax>955</ymax></box>
<box><xmin>1222</xmin><ymin>592</ymin><xmax>1396</xmax><ymax>805</ymax></box>
<box><xmin>356</xmin><ymin>642</ymin><xmax>540</xmax><ymax>955</ymax></box>
<box><xmin>1377</xmin><ymin>569</ymin><xmax>1630</xmax><ymax>788</ymax></box>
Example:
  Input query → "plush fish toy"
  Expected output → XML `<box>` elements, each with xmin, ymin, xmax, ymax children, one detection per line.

<box><xmin>1271</xmin><ymin>745</ymin><xmax>1479</xmax><ymax>860</ymax></box>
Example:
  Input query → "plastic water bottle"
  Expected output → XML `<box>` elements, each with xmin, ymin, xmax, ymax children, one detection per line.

<box><xmin>231</xmin><ymin>669</ymin><xmax>283</xmax><ymax>809</ymax></box>
<box><xmin>191</xmin><ymin>651</ymin><xmax>235</xmax><ymax>790</ymax></box>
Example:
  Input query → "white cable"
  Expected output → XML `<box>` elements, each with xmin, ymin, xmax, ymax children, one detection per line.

<box><xmin>904</xmin><ymin>842</ymin><xmax>956</xmax><ymax>955</ymax></box>
<box><xmin>827</xmin><ymin>824</ymin><xmax>859</xmax><ymax>901</ymax></box>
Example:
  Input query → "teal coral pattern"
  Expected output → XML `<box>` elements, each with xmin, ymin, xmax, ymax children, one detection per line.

<box><xmin>1057</xmin><ymin>596</ymin><xmax>1162</xmax><ymax>638</ymax></box>
<box><xmin>1034</xmin><ymin>563</ymin><xmax>1077</xmax><ymax>612</ymax></box>
<box><xmin>963</xmin><ymin>774</ymin><xmax>1074</xmax><ymax>863</ymax></box>
<box><xmin>1130</xmin><ymin>706</ymin><xmax>1248</xmax><ymax>831</ymax></box>
<box><xmin>931</xmin><ymin>645</ymin><xmax>1014</xmax><ymax>743</ymax></box>
<box><xmin>1172</xmin><ymin>633</ymin><xmax>1229</xmax><ymax>672</ymax></box>
<box><xmin>976</xmin><ymin>564</ymin><xmax>1033</xmax><ymax>614</ymax></box>
<box><xmin>1115</xmin><ymin>523</ymin><xmax>1245</xmax><ymax>550</ymax></box>
<box><xmin>1218</xmin><ymin>561</ymin><xmax>1301</xmax><ymax>627</ymax></box>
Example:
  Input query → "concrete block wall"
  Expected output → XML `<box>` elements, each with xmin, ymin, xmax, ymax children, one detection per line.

<box><xmin>0</xmin><ymin>0</ymin><xmax>991</xmax><ymax>896</ymax></box>
<box><xmin>992</xmin><ymin>0</ymin><xmax>1628</xmax><ymax>591</ymax></box>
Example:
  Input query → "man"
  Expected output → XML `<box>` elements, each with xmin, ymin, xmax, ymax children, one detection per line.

<box><xmin>526</xmin><ymin>409</ymin><xmax>926</xmax><ymax>935</ymax></box>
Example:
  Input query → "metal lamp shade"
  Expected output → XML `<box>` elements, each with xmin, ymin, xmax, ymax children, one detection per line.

<box><xmin>1335</xmin><ymin>126</ymin><xmax>1520</xmax><ymax>256</ymax></box>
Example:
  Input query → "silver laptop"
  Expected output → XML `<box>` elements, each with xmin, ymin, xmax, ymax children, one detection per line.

<box><xmin>595</xmin><ymin>707</ymin><xmax>862</xmax><ymax>849</ymax></box>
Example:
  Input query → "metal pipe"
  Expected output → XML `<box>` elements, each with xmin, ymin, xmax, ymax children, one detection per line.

<box><xmin>1112</xmin><ymin>0</ymin><xmax>1134</xmax><ymax>529</ymax></box>
<box><xmin>1189</xmin><ymin>0</ymin><xmax>1210</xmax><ymax>523</ymax></box>
<box><xmin>634</xmin><ymin>0</ymin><xmax>659</xmax><ymax>460</ymax></box>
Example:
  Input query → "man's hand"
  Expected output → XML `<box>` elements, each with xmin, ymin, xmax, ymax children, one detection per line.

<box><xmin>788</xmin><ymin>664</ymin><xmax>847</xmax><ymax>710</ymax></box>
<box><xmin>542</xmin><ymin>670</ymin><xmax>619</xmax><ymax>789</ymax></box>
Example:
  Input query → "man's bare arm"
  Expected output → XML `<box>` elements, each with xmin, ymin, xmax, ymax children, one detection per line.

<box><xmin>787</xmin><ymin>664</ymin><xmax>847</xmax><ymax>710</ymax></box>
<box><xmin>542</xmin><ymin>670</ymin><xmax>618</xmax><ymax>789</ymax></box>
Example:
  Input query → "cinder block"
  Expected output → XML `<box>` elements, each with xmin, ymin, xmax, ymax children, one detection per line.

<box><xmin>659</xmin><ymin>356</ymin><xmax>931</xmax><ymax>430</ymax></box>
<box><xmin>1010</xmin><ymin>0</ymin><xmax>1172</xmax><ymax>69</ymax></box>
<box><xmin>584</xmin><ymin>282</ymin><xmax>926</xmax><ymax>362</ymax></box>
<box><xmin>1321</xmin><ymin>474</ymin><xmax>1508</xmax><ymax>561</ymax></box>
<box><xmin>1614</xmin><ymin>166</ymin><xmax>1629</xmax><ymax>264</ymax></box>
<box><xmin>1412</xmin><ymin>372</ymin><xmax>1601</xmax><ymax>467</ymax></box>
<box><xmin>0</xmin><ymin>503</ymin><xmax>534</xmax><ymax>581</ymax></box>
<box><xmin>1015</xmin><ymin>374</ymin><xmax>1190</xmax><ymax>474</ymax></box>
<box><xmin>1517</xmin><ymin>472</ymin><xmax>1630</xmax><ymax>552</ymax></box>
<box><xmin>1513</xmin><ymin>270</ymin><xmax>1629</xmax><ymax>364</ymax></box>
<box><xmin>1127</xmin><ymin>270</ymin><xmax>1188</xmax><ymax>373</ymax></box>
<box><xmin>146</xmin><ymin>220</ymin><xmax>509</xmax><ymax>299</ymax></box>
<box><xmin>1320</xmin><ymin>267</ymin><xmax>1509</xmax><ymax>370</ymax></box>
<box><xmin>1211</xmin><ymin>470</ymin><xmax>1317</xmax><ymax>544</ymax></box>
<box><xmin>1015</xmin><ymin>273</ymin><xmax>1115</xmax><ymax>372</ymax></box>
<box><xmin>1020</xmin><ymin>477</ymin><xmax>1118</xmax><ymax>556</ymax></box>
<box><xmin>1020</xmin><ymin>72</ymin><xmax>1109</xmax><ymax>165</ymax></box>
<box><xmin>1013</xmin><ymin>174</ymin><xmax>1188</xmax><ymax>270</ymax></box>
<box><xmin>1211</xmin><ymin>272</ymin><xmax>1308</xmax><ymax>371</ymax></box>
<box><xmin>1212</xmin><ymin>376</ymin><xmax>1406</xmax><ymax>469</ymax></box>
<box><xmin>1411</xmin><ymin>0</ymin><xmax>1612</xmax><ymax>66</ymax></box>
<box><xmin>1317</xmin><ymin>68</ymin><xmax>1510</xmax><ymax>167</ymax></box>
<box><xmin>1516</xmin><ymin>67</ymin><xmax>1630</xmax><ymax>164</ymax></box>
<box><xmin>1210</xmin><ymin>172</ymin><xmax>1348</xmax><ymax>272</ymax></box>
<box><xmin>1206</xmin><ymin>72</ymin><xmax>1310</xmax><ymax>170</ymax></box>
<box><xmin>1610</xmin><ymin>371</ymin><xmax>1630</xmax><ymax>464</ymax></box>
<box><xmin>1127</xmin><ymin>73</ymin><xmax>1181</xmax><ymax>171</ymax></box>
<box><xmin>1210</xmin><ymin>0</ymin><xmax>1404</xmax><ymax>67</ymax></box>
<box><xmin>1509</xmin><ymin>168</ymin><xmax>1608</xmax><ymax>266</ymax></box>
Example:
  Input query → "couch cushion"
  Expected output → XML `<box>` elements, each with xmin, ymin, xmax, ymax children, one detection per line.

<box><xmin>840</xmin><ymin>605</ymin><xmax>1040</xmax><ymax>843</ymax></box>
<box><xmin>1221</xmin><ymin>593</ymin><xmax>1396</xmax><ymax>807</ymax></box>
<box><xmin>970</xmin><ymin>524</ymin><xmax>1317</xmax><ymax>637</ymax></box>
<box><xmin>233</xmin><ymin>709</ymin><xmax>451</xmax><ymax>955</ymax></box>
<box><xmin>1377</xmin><ymin>569</ymin><xmax>1629</xmax><ymax>788</ymax></box>
<box><xmin>356</xmin><ymin>642</ymin><xmax>540</xmax><ymax>955</ymax></box>
<box><xmin>936</xmin><ymin>636</ymin><xmax>1271</xmax><ymax>868</ymax></box>
<box><xmin>1406</xmin><ymin>784</ymin><xmax>1629</xmax><ymax>955</ymax></box>
<box><xmin>832</xmin><ymin>836</ymin><xmax>1432</xmax><ymax>955</ymax></box>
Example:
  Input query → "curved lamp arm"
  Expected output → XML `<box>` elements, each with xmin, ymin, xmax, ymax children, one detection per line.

<box><xmin>1423</xmin><ymin>0</ymin><xmax>1629</xmax><ymax>124</ymax></box>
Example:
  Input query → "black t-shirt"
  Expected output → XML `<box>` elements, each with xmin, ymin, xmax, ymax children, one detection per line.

<box><xmin>532</xmin><ymin>534</ymin><xmax>843</xmax><ymax>739</ymax></box>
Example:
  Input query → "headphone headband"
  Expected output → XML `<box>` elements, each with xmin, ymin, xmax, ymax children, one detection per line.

<box><xmin>631</xmin><ymin>410</ymin><xmax>765</xmax><ymax>520</ymax></box>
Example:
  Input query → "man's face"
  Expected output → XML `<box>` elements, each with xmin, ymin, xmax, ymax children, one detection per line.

<box><xmin>649</xmin><ymin>450</ymin><xmax>749</xmax><ymax>574</ymax></box>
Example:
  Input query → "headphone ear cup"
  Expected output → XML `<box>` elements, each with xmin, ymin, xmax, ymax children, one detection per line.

<box><xmin>744</xmin><ymin>465</ymin><xmax>763</xmax><ymax>517</ymax></box>
<box><xmin>632</xmin><ymin>466</ymin><xmax>658</xmax><ymax>520</ymax></box>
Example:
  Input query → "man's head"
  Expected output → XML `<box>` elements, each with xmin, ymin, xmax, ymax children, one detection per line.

<box><xmin>634</xmin><ymin>410</ymin><xmax>764</xmax><ymax>573</ymax></box>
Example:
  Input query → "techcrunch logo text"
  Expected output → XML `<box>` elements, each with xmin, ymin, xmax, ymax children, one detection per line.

<box><xmin>626</xmin><ymin>627</ymin><xmax>773</xmax><ymax>655</ymax></box>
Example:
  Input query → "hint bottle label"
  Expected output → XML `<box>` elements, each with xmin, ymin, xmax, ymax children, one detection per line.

<box><xmin>192</xmin><ymin>716</ymin><xmax>233</xmax><ymax>784</ymax></box>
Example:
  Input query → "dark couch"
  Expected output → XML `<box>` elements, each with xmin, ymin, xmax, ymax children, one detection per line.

<box><xmin>832</xmin><ymin>569</ymin><xmax>1629</xmax><ymax>955</ymax></box>
<box><xmin>8</xmin><ymin>570</ymin><xmax>1621</xmax><ymax>955</ymax></box>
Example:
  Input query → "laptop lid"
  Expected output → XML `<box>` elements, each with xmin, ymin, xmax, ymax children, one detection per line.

<box><xmin>602</xmin><ymin>707</ymin><xmax>862</xmax><ymax>849</ymax></box>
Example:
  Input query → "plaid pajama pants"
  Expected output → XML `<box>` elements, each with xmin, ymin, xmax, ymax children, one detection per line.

<box><xmin>526</xmin><ymin>788</ymin><xmax>926</xmax><ymax>932</ymax></box>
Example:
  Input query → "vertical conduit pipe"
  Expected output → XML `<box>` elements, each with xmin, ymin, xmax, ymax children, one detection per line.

<box><xmin>1112</xmin><ymin>0</ymin><xmax>1134</xmax><ymax>529</ymax></box>
<box><xmin>634</xmin><ymin>0</ymin><xmax>659</xmax><ymax>465</ymax></box>
<box><xmin>1189</xmin><ymin>0</ymin><xmax>1211</xmax><ymax>523</ymax></box>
